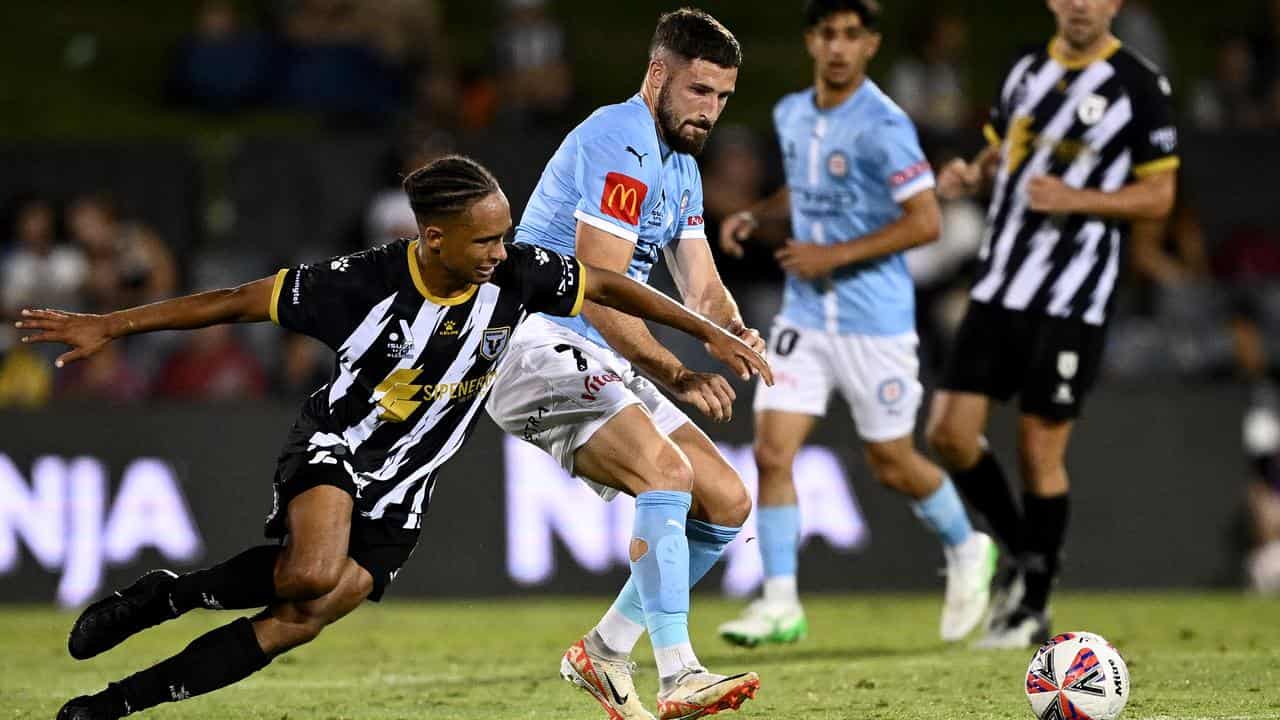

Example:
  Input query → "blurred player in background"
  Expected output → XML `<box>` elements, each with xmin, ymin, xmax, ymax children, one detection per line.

<box><xmin>20</xmin><ymin>156</ymin><xmax>769</xmax><ymax>720</ymax></box>
<box><xmin>485</xmin><ymin>8</ymin><xmax>765</xmax><ymax>720</ymax></box>
<box><xmin>928</xmin><ymin>0</ymin><xmax>1179</xmax><ymax>647</ymax></box>
<box><xmin>715</xmin><ymin>0</ymin><xmax>996</xmax><ymax>649</ymax></box>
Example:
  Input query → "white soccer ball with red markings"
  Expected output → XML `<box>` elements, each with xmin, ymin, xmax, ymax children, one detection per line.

<box><xmin>1025</xmin><ymin>631</ymin><xmax>1130</xmax><ymax>720</ymax></box>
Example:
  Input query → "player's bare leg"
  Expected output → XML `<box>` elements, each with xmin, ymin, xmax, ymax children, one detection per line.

<box><xmin>562</xmin><ymin>406</ymin><xmax>757</xmax><ymax>720</ymax></box>
<box><xmin>975</xmin><ymin>414</ymin><xmax>1073</xmax><ymax>649</ymax></box>
<box><xmin>928</xmin><ymin>390</ymin><xmax>1026</xmax><ymax>633</ymax></box>
<box><xmin>58</xmin><ymin>487</ymin><xmax>360</xmax><ymax>719</ymax></box>
<box><xmin>865</xmin><ymin>435</ymin><xmax>996</xmax><ymax>641</ymax></box>
<box><xmin>718</xmin><ymin>410</ymin><xmax>814</xmax><ymax>648</ymax></box>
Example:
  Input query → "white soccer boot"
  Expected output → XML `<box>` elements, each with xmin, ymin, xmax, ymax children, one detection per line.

<box><xmin>940</xmin><ymin>532</ymin><xmax>999</xmax><ymax>642</ymax></box>
<box><xmin>717</xmin><ymin>598</ymin><xmax>807</xmax><ymax>648</ymax></box>
<box><xmin>656</xmin><ymin>666</ymin><xmax>760</xmax><ymax>720</ymax></box>
<box><xmin>560</xmin><ymin>637</ymin><xmax>657</xmax><ymax>720</ymax></box>
<box><xmin>973</xmin><ymin>608</ymin><xmax>1051</xmax><ymax>650</ymax></box>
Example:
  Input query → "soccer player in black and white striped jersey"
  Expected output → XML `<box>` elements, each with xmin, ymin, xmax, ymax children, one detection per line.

<box><xmin>18</xmin><ymin>156</ymin><xmax>770</xmax><ymax>720</ymax></box>
<box><xmin>925</xmin><ymin>0</ymin><xmax>1179</xmax><ymax>648</ymax></box>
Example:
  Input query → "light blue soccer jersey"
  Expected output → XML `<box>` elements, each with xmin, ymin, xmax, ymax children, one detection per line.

<box><xmin>775</xmin><ymin>80</ymin><xmax>935</xmax><ymax>336</ymax></box>
<box><xmin>516</xmin><ymin>94</ymin><xmax>707</xmax><ymax>349</ymax></box>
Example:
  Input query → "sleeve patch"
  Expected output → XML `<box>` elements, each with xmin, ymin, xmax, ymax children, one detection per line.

<box><xmin>599</xmin><ymin>172</ymin><xmax>649</xmax><ymax>226</ymax></box>
<box><xmin>890</xmin><ymin>160</ymin><xmax>933</xmax><ymax>188</ymax></box>
<box><xmin>686</xmin><ymin>214</ymin><xmax>704</xmax><ymax>227</ymax></box>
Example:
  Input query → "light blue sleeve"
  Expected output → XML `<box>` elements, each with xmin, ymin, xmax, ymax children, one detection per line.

<box><xmin>678</xmin><ymin>170</ymin><xmax>706</xmax><ymax>240</ymax></box>
<box><xmin>857</xmin><ymin>115</ymin><xmax>936</xmax><ymax>204</ymax></box>
<box><xmin>572</xmin><ymin>132</ymin><xmax>658</xmax><ymax>243</ymax></box>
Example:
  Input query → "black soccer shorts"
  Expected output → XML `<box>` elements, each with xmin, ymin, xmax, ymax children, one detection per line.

<box><xmin>941</xmin><ymin>301</ymin><xmax>1108</xmax><ymax>421</ymax></box>
<box><xmin>264</xmin><ymin>420</ymin><xmax>418</xmax><ymax>602</ymax></box>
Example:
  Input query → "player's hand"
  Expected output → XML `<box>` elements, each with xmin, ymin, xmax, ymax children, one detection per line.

<box><xmin>937</xmin><ymin>158</ymin><xmax>982</xmax><ymax>200</ymax></box>
<box><xmin>726</xmin><ymin>317</ymin><xmax>766</xmax><ymax>355</ymax></box>
<box><xmin>775</xmin><ymin>241</ymin><xmax>841</xmax><ymax>280</ymax></box>
<box><xmin>668</xmin><ymin>368</ymin><xmax>738</xmax><ymax>423</ymax></box>
<box><xmin>702</xmin><ymin>323</ymin><xmax>773</xmax><ymax>387</ymax></box>
<box><xmin>1027</xmin><ymin>175</ymin><xmax>1081</xmax><ymax>215</ymax></box>
<box><xmin>718</xmin><ymin>211</ymin><xmax>758</xmax><ymax>259</ymax></box>
<box><xmin>14</xmin><ymin>308</ymin><xmax>114</xmax><ymax>367</ymax></box>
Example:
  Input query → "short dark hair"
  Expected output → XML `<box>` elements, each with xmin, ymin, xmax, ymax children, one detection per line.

<box><xmin>804</xmin><ymin>0</ymin><xmax>882</xmax><ymax>31</ymax></box>
<box><xmin>650</xmin><ymin>8</ymin><xmax>742</xmax><ymax>69</ymax></box>
<box><xmin>402</xmin><ymin>155</ymin><xmax>500</xmax><ymax>225</ymax></box>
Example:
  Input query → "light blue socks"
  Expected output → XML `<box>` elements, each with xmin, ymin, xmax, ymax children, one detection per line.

<box><xmin>910</xmin><ymin>476</ymin><xmax>974</xmax><ymax>547</ymax></box>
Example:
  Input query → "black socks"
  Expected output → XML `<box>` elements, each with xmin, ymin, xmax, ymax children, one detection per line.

<box><xmin>170</xmin><ymin>545</ymin><xmax>282</xmax><ymax>614</ymax></box>
<box><xmin>100</xmin><ymin>617</ymin><xmax>271</xmax><ymax>717</ymax></box>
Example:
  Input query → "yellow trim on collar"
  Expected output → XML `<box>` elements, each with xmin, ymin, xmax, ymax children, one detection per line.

<box><xmin>1048</xmin><ymin>36</ymin><xmax>1121</xmax><ymax>71</ymax></box>
<box><xmin>408</xmin><ymin>240</ymin><xmax>478</xmax><ymax>306</ymax></box>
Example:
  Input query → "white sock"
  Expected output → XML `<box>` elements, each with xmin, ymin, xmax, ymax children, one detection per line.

<box><xmin>594</xmin><ymin>606</ymin><xmax>645</xmax><ymax>656</ymax></box>
<box><xmin>654</xmin><ymin>642</ymin><xmax>700</xmax><ymax>680</ymax></box>
<box><xmin>944</xmin><ymin>532</ymin><xmax>984</xmax><ymax>565</ymax></box>
<box><xmin>762</xmin><ymin>575</ymin><xmax>798</xmax><ymax>605</ymax></box>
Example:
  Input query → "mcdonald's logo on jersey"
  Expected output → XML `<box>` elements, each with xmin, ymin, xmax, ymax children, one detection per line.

<box><xmin>600</xmin><ymin>172</ymin><xmax>648</xmax><ymax>226</ymax></box>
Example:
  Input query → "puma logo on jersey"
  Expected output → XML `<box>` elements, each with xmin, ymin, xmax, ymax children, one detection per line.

<box><xmin>625</xmin><ymin>145</ymin><xmax>648</xmax><ymax>167</ymax></box>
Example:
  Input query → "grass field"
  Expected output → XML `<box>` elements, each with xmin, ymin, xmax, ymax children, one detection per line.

<box><xmin>3</xmin><ymin>593</ymin><xmax>1278</xmax><ymax>720</ymax></box>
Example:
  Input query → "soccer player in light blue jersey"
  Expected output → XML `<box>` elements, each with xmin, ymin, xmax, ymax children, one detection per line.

<box><xmin>716</xmin><ymin>0</ymin><xmax>996</xmax><ymax>648</ymax></box>
<box><xmin>486</xmin><ymin>9</ymin><xmax>764</xmax><ymax>720</ymax></box>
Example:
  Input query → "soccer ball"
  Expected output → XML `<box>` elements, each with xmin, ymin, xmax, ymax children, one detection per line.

<box><xmin>1025</xmin><ymin>631</ymin><xmax>1130</xmax><ymax>720</ymax></box>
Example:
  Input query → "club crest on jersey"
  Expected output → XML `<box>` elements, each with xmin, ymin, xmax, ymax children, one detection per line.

<box><xmin>1077</xmin><ymin>94</ymin><xmax>1108</xmax><ymax>126</ymax></box>
<box><xmin>481</xmin><ymin>326</ymin><xmax>511</xmax><ymax>360</ymax></box>
<box><xmin>827</xmin><ymin>150</ymin><xmax>849</xmax><ymax>178</ymax></box>
<box><xmin>387</xmin><ymin>320</ymin><xmax>415</xmax><ymax>359</ymax></box>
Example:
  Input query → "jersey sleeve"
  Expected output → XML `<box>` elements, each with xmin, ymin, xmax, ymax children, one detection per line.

<box><xmin>678</xmin><ymin>172</ymin><xmax>707</xmax><ymax>240</ymax></box>
<box><xmin>857</xmin><ymin>115</ymin><xmax>936</xmax><ymax>204</ymax></box>
<box><xmin>269</xmin><ymin>249</ymin><xmax>380</xmax><ymax>348</ymax></box>
<box><xmin>494</xmin><ymin>242</ymin><xmax>586</xmax><ymax>317</ymax></box>
<box><xmin>572</xmin><ymin>134</ymin><xmax>658</xmax><ymax>244</ymax></box>
<box><xmin>985</xmin><ymin>52</ymin><xmax>1035</xmax><ymax>147</ymax></box>
<box><xmin>1127</xmin><ymin>69</ymin><xmax>1181</xmax><ymax>178</ymax></box>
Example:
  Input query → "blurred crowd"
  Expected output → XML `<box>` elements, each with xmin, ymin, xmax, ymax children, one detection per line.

<box><xmin>1</xmin><ymin>0</ymin><xmax>1279</xmax><ymax>587</ymax></box>
<box><xmin>168</xmin><ymin>0</ymin><xmax>574</xmax><ymax>132</ymax></box>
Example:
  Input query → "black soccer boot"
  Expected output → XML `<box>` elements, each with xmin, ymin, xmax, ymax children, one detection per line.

<box><xmin>68</xmin><ymin>570</ymin><xmax>178</xmax><ymax>660</ymax></box>
<box><xmin>56</xmin><ymin>693</ymin><xmax>124</xmax><ymax>720</ymax></box>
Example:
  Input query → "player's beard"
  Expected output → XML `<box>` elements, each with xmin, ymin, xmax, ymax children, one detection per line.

<box><xmin>657</xmin><ymin>81</ymin><xmax>712</xmax><ymax>156</ymax></box>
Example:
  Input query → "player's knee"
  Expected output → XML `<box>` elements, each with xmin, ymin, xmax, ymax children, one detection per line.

<box><xmin>753</xmin><ymin>440</ymin><xmax>795</xmax><ymax>484</ymax></box>
<box><xmin>713</xmin><ymin>479</ymin><xmax>752</xmax><ymax>528</ymax></box>
<box><xmin>646</xmin><ymin>445</ymin><xmax>694</xmax><ymax>493</ymax></box>
<box><xmin>926</xmin><ymin>422</ymin><xmax>976</xmax><ymax>467</ymax></box>
<box><xmin>275</xmin><ymin>561</ymin><xmax>345</xmax><ymax>601</ymax></box>
<box><xmin>866</xmin><ymin>450</ymin><xmax>912</xmax><ymax>492</ymax></box>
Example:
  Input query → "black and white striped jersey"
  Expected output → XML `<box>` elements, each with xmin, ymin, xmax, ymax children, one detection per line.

<box><xmin>269</xmin><ymin>238</ymin><xmax>585</xmax><ymax>529</ymax></box>
<box><xmin>972</xmin><ymin>40</ymin><xmax>1180</xmax><ymax>325</ymax></box>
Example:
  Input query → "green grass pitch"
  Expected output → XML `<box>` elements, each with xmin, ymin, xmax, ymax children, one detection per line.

<box><xmin>3</xmin><ymin>594</ymin><xmax>1278</xmax><ymax>719</ymax></box>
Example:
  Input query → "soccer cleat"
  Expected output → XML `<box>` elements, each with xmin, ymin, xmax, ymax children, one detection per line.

<box><xmin>560</xmin><ymin>638</ymin><xmax>657</xmax><ymax>720</ymax></box>
<box><xmin>717</xmin><ymin>599</ymin><xmax>807</xmax><ymax>648</ymax></box>
<box><xmin>56</xmin><ymin>696</ymin><xmax>117</xmax><ymax>720</ymax></box>
<box><xmin>973</xmin><ymin>607</ymin><xmax>1051</xmax><ymax>650</ymax></box>
<box><xmin>939</xmin><ymin>532</ymin><xmax>998</xmax><ymax>642</ymax></box>
<box><xmin>68</xmin><ymin>569</ymin><xmax>178</xmax><ymax>660</ymax></box>
<box><xmin>984</xmin><ymin>566</ymin><xmax>1027</xmax><ymax>632</ymax></box>
<box><xmin>656</xmin><ymin>667</ymin><xmax>760</xmax><ymax>720</ymax></box>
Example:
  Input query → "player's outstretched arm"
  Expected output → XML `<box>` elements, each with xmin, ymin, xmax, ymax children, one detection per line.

<box><xmin>14</xmin><ymin>276</ymin><xmax>276</xmax><ymax>367</ymax></box>
<box><xmin>583</xmin><ymin>265</ymin><xmax>772</xmax><ymax>387</ymax></box>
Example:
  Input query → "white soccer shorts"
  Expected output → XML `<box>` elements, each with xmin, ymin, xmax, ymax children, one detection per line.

<box><xmin>486</xmin><ymin>314</ymin><xmax>690</xmax><ymax>499</ymax></box>
<box><xmin>752</xmin><ymin>316</ymin><xmax>923</xmax><ymax>443</ymax></box>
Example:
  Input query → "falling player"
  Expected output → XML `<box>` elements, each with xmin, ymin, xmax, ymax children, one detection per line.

<box><xmin>20</xmin><ymin>156</ymin><xmax>770</xmax><ymax>720</ymax></box>
<box><xmin>485</xmin><ymin>8</ymin><xmax>765</xmax><ymax>720</ymax></box>
<box><xmin>716</xmin><ymin>0</ymin><xmax>996</xmax><ymax>648</ymax></box>
<box><xmin>927</xmin><ymin>0</ymin><xmax>1179</xmax><ymax>647</ymax></box>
